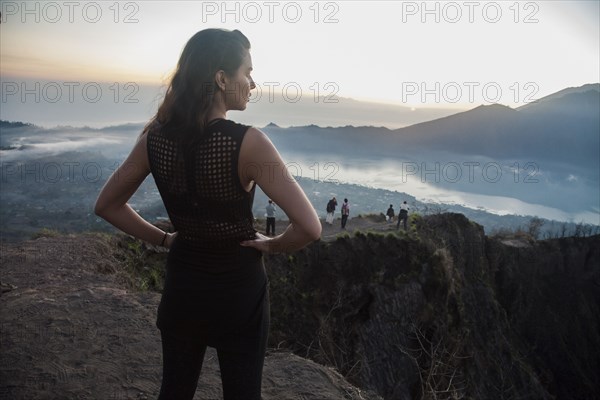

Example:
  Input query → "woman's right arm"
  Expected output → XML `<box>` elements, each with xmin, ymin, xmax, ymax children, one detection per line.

<box><xmin>239</xmin><ymin>127</ymin><xmax>321</xmax><ymax>253</ymax></box>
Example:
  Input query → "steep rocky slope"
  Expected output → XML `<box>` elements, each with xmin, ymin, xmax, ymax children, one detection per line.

<box><xmin>1</xmin><ymin>214</ymin><xmax>598</xmax><ymax>399</ymax></box>
<box><xmin>266</xmin><ymin>214</ymin><xmax>600</xmax><ymax>399</ymax></box>
<box><xmin>0</xmin><ymin>233</ymin><xmax>380</xmax><ymax>400</ymax></box>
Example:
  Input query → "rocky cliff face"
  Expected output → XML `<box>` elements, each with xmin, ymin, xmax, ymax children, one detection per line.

<box><xmin>488</xmin><ymin>234</ymin><xmax>600</xmax><ymax>400</ymax></box>
<box><xmin>0</xmin><ymin>233</ymin><xmax>382</xmax><ymax>400</ymax></box>
<box><xmin>3</xmin><ymin>214</ymin><xmax>595</xmax><ymax>399</ymax></box>
<box><xmin>265</xmin><ymin>214</ymin><xmax>600</xmax><ymax>400</ymax></box>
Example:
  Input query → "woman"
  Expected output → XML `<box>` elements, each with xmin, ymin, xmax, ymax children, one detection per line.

<box><xmin>94</xmin><ymin>29</ymin><xmax>321</xmax><ymax>400</ymax></box>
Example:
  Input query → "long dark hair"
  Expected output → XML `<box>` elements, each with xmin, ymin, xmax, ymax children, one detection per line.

<box><xmin>143</xmin><ymin>28</ymin><xmax>250</xmax><ymax>144</ymax></box>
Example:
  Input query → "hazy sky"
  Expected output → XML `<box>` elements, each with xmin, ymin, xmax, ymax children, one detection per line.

<box><xmin>1</xmin><ymin>1</ymin><xmax>598</xmax><ymax>223</ymax></box>
<box><xmin>1</xmin><ymin>0</ymin><xmax>598</xmax><ymax>113</ymax></box>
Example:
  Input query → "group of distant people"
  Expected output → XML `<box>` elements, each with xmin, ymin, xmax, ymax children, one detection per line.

<box><xmin>387</xmin><ymin>201</ymin><xmax>410</xmax><ymax>230</ymax></box>
<box><xmin>263</xmin><ymin>197</ymin><xmax>411</xmax><ymax>235</ymax></box>
<box><xmin>325</xmin><ymin>197</ymin><xmax>350</xmax><ymax>229</ymax></box>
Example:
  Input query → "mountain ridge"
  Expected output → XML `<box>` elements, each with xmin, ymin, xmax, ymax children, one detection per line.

<box><xmin>517</xmin><ymin>83</ymin><xmax>600</xmax><ymax>111</ymax></box>
<box><xmin>2</xmin><ymin>83</ymin><xmax>598</xmax><ymax>228</ymax></box>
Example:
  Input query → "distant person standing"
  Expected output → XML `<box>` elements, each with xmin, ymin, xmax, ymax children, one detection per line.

<box><xmin>397</xmin><ymin>201</ymin><xmax>409</xmax><ymax>230</ymax></box>
<box><xmin>326</xmin><ymin>197</ymin><xmax>337</xmax><ymax>225</ymax></box>
<box><xmin>265</xmin><ymin>199</ymin><xmax>276</xmax><ymax>236</ymax></box>
<box><xmin>341</xmin><ymin>198</ymin><xmax>350</xmax><ymax>229</ymax></box>
<box><xmin>386</xmin><ymin>204</ymin><xmax>395</xmax><ymax>223</ymax></box>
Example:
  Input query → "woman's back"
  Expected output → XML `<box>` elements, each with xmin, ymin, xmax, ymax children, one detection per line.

<box><xmin>147</xmin><ymin>118</ymin><xmax>257</xmax><ymax>252</ymax></box>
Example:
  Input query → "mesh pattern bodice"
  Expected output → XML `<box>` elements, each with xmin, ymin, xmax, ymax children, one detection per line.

<box><xmin>146</xmin><ymin>119</ymin><xmax>257</xmax><ymax>251</ymax></box>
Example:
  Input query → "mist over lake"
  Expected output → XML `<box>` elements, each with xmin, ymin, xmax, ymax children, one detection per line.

<box><xmin>1</xmin><ymin>84</ymin><xmax>598</xmax><ymax>243</ymax></box>
<box><xmin>266</xmin><ymin>151</ymin><xmax>598</xmax><ymax>225</ymax></box>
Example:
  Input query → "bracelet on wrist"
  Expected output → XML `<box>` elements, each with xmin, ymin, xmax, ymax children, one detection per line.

<box><xmin>160</xmin><ymin>232</ymin><xmax>168</xmax><ymax>247</ymax></box>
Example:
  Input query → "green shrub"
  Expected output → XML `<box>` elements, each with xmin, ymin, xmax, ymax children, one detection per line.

<box><xmin>31</xmin><ymin>228</ymin><xmax>61</xmax><ymax>239</ymax></box>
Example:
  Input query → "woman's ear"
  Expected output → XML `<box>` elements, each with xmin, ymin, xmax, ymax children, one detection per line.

<box><xmin>214</xmin><ymin>70</ymin><xmax>227</xmax><ymax>91</ymax></box>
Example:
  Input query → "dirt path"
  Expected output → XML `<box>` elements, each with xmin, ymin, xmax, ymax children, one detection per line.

<box><xmin>319</xmin><ymin>215</ymin><xmax>403</xmax><ymax>241</ymax></box>
<box><xmin>254</xmin><ymin>214</ymin><xmax>405</xmax><ymax>243</ymax></box>
<box><xmin>0</xmin><ymin>233</ymin><xmax>380</xmax><ymax>400</ymax></box>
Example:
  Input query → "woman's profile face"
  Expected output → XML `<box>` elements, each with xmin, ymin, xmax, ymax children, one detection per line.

<box><xmin>223</xmin><ymin>51</ymin><xmax>255</xmax><ymax>112</ymax></box>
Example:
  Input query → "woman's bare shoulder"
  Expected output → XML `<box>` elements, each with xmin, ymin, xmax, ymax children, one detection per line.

<box><xmin>242</xmin><ymin>126</ymin><xmax>274</xmax><ymax>148</ymax></box>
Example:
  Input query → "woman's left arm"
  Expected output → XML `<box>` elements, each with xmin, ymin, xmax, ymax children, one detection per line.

<box><xmin>94</xmin><ymin>133</ymin><xmax>175</xmax><ymax>247</ymax></box>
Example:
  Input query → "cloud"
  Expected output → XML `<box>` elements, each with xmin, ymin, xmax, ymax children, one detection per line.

<box><xmin>0</xmin><ymin>137</ymin><xmax>122</xmax><ymax>161</ymax></box>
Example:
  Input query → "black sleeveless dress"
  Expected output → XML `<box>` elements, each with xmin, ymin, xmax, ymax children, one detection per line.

<box><xmin>146</xmin><ymin>119</ymin><xmax>268</xmax><ymax>352</ymax></box>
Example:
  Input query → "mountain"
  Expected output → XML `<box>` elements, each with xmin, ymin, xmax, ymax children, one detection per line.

<box><xmin>236</xmin><ymin>94</ymin><xmax>462</xmax><ymax>129</ymax></box>
<box><xmin>517</xmin><ymin>83</ymin><xmax>600</xmax><ymax>112</ymax></box>
<box><xmin>261</xmin><ymin>84</ymin><xmax>599</xmax><ymax>171</ymax></box>
<box><xmin>390</xmin><ymin>103</ymin><xmax>522</xmax><ymax>155</ymax></box>
<box><xmin>390</xmin><ymin>85</ymin><xmax>599</xmax><ymax>169</ymax></box>
<box><xmin>259</xmin><ymin>85</ymin><xmax>598</xmax><ymax>222</ymax></box>
<box><xmin>2</xmin><ymin>83</ymin><xmax>598</xmax><ymax>227</ymax></box>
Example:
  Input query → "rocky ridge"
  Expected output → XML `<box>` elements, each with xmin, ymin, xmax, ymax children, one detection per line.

<box><xmin>1</xmin><ymin>213</ymin><xmax>599</xmax><ymax>399</ymax></box>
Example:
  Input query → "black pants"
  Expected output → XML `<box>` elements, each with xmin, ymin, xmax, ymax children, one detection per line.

<box><xmin>397</xmin><ymin>211</ymin><xmax>408</xmax><ymax>230</ymax></box>
<box><xmin>158</xmin><ymin>294</ymin><xmax>270</xmax><ymax>400</ymax></box>
<box><xmin>266</xmin><ymin>217</ymin><xmax>275</xmax><ymax>236</ymax></box>
<box><xmin>157</xmin><ymin>242</ymin><xmax>269</xmax><ymax>399</ymax></box>
<box><xmin>341</xmin><ymin>214</ymin><xmax>348</xmax><ymax>229</ymax></box>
